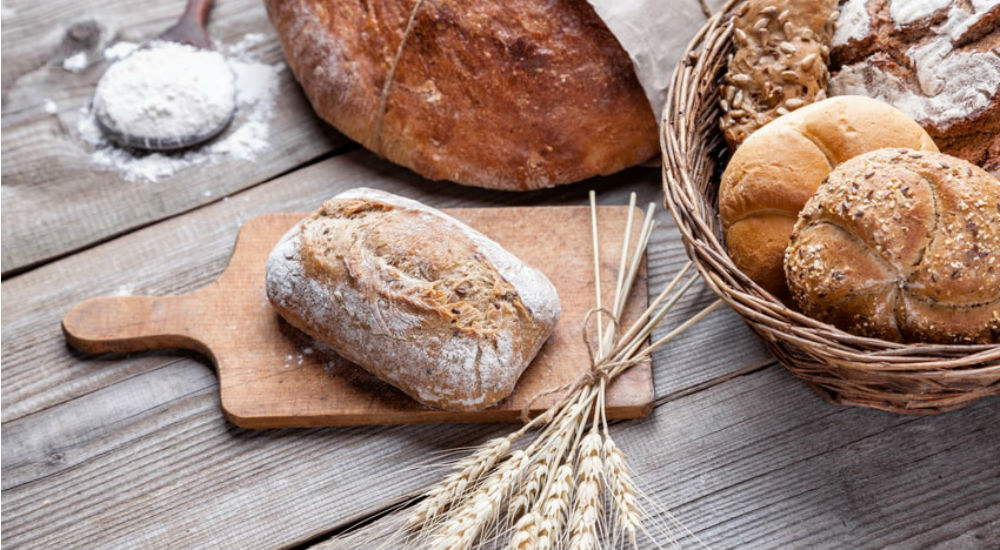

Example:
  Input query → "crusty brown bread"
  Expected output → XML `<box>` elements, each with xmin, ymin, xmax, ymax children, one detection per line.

<box><xmin>265</xmin><ymin>188</ymin><xmax>560</xmax><ymax>411</ymax></box>
<box><xmin>719</xmin><ymin>95</ymin><xmax>938</xmax><ymax>300</ymax></box>
<box><xmin>784</xmin><ymin>148</ymin><xmax>1000</xmax><ymax>344</ymax></box>
<box><xmin>829</xmin><ymin>0</ymin><xmax>1000</xmax><ymax>177</ymax></box>
<box><xmin>720</xmin><ymin>0</ymin><xmax>839</xmax><ymax>147</ymax></box>
<box><xmin>264</xmin><ymin>0</ymin><xmax>658</xmax><ymax>191</ymax></box>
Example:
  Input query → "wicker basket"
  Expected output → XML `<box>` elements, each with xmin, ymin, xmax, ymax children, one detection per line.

<box><xmin>660</xmin><ymin>0</ymin><xmax>1000</xmax><ymax>414</ymax></box>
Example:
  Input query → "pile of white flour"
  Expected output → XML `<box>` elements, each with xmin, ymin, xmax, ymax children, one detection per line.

<box><xmin>93</xmin><ymin>41</ymin><xmax>236</xmax><ymax>142</ymax></box>
<box><xmin>77</xmin><ymin>33</ymin><xmax>283</xmax><ymax>182</ymax></box>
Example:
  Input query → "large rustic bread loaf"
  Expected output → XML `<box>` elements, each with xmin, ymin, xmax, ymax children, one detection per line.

<box><xmin>264</xmin><ymin>0</ymin><xmax>658</xmax><ymax>191</ymax></box>
<box><xmin>829</xmin><ymin>0</ymin><xmax>1000</xmax><ymax>176</ymax></box>
<box><xmin>265</xmin><ymin>188</ymin><xmax>560</xmax><ymax>411</ymax></box>
<box><xmin>719</xmin><ymin>95</ymin><xmax>938</xmax><ymax>300</ymax></box>
<box><xmin>784</xmin><ymin>149</ymin><xmax>1000</xmax><ymax>344</ymax></box>
<box><xmin>720</xmin><ymin>0</ymin><xmax>839</xmax><ymax>147</ymax></box>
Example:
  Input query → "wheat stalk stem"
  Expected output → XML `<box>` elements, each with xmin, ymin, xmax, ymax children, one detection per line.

<box><xmin>589</xmin><ymin>190</ymin><xmax>604</xmax><ymax>358</ymax></box>
<box><xmin>632</xmin><ymin>299</ymin><xmax>724</xmax><ymax>362</ymax></box>
<box><xmin>612</xmin><ymin>192</ymin><xmax>638</xmax><ymax>317</ymax></box>
<box><xmin>612</xmin><ymin>271</ymin><xmax>699</xmax><ymax>364</ymax></box>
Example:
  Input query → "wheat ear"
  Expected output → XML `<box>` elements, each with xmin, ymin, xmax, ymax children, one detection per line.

<box><xmin>508</xmin><ymin>510</ymin><xmax>540</xmax><ymax>550</ymax></box>
<box><xmin>508</xmin><ymin>408</ymin><xmax>577</xmax><ymax>522</ymax></box>
<box><xmin>535</xmin><ymin>462</ymin><xmax>573</xmax><ymax>550</ymax></box>
<box><xmin>405</xmin><ymin>436</ymin><xmax>512</xmax><ymax>531</ymax></box>
<box><xmin>510</xmin><ymin>396</ymin><xmax>590</xmax><ymax>548</ymax></box>
<box><xmin>604</xmin><ymin>435</ymin><xmax>641</xmax><ymax>548</ymax></box>
<box><xmin>431</xmin><ymin>450</ymin><xmax>529</xmax><ymax>550</ymax></box>
<box><xmin>569</xmin><ymin>431</ymin><xmax>604</xmax><ymax>550</ymax></box>
<box><xmin>508</xmin><ymin>450</ymin><xmax>549</xmax><ymax>521</ymax></box>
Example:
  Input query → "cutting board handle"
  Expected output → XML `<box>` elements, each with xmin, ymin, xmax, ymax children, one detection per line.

<box><xmin>63</xmin><ymin>293</ymin><xmax>212</xmax><ymax>356</ymax></box>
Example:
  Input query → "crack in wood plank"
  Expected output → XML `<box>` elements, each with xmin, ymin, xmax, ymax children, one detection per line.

<box><xmin>655</xmin><ymin>358</ymin><xmax>777</xmax><ymax>406</ymax></box>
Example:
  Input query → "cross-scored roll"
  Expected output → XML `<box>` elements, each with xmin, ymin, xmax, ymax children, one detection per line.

<box><xmin>784</xmin><ymin>148</ymin><xmax>1000</xmax><ymax>344</ymax></box>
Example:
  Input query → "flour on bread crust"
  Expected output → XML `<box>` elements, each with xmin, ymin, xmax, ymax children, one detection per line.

<box><xmin>266</xmin><ymin>188</ymin><xmax>560</xmax><ymax>410</ymax></box>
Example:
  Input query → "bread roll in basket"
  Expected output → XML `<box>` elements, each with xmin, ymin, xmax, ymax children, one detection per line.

<box><xmin>660</xmin><ymin>0</ymin><xmax>1000</xmax><ymax>414</ymax></box>
<box><xmin>265</xmin><ymin>0</ymin><xmax>658</xmax><ymax>190</ymax></box>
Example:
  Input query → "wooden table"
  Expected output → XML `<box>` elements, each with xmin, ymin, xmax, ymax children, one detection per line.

<box><xmin>2</xmin><ymin>1</ymin><xmax>998</xmax><ymax>548</ymax></box>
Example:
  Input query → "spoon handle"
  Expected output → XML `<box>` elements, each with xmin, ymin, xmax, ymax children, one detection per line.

<box><xmin>160</xmin><ymin>0</ymin><xmax>214</xmax><ymax>49</ymax></box>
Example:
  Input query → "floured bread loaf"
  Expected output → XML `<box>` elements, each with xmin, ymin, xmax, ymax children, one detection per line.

<box><xmin>829</xmin><ymin>0</ymin><xmax>1000</xmax><ymax>175</ymax></box>
<box><xmin>264</xmin><ymin>0</ymin><xmax>658</xmax><ymax>191</ymax></box>
<box><xmin>785</xmin><ymin>149</ymin><xmax>1000</xmax><ymax>343</ymax></box>
<box><xmin>266</xmin><ymin>188</ymin><xmax>561</xmax><ymax>411</ymax></box>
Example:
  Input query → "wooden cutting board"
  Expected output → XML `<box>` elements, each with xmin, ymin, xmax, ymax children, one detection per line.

<box><xmin>62</xmin><ymin>206</ymin><xmax>652</xmax><ymax>428</ymax></box>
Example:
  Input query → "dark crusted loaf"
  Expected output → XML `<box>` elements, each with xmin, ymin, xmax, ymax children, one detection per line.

<box><xmin>264</xmin><ymin>0</ymin><xmax>658</xmax><ymax>190</ymax></box>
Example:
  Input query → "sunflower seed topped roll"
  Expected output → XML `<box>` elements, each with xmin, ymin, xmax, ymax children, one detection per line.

<box><xmin>720</xmin><ymin>0</ymin><xmax>839</xmax><ymax>148</ymax></box>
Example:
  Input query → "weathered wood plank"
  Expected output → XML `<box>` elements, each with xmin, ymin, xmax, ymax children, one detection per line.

<box><xmin>1</xmin><ymin>370</ymin><xmax>510</xmax><ymax>549</ymax></box>
<box><xmin>0</xmin><ymin>0</ymin><xmax>347</xmax><ymax>273</ymax></box>
<box><xmin>311</xmin><ymin>366</ymin><xmax>1000</xmax><ymax>550</ymax></box>
<box><xmin>1</xmin><ymin>148</ymin><xmax>768</xmax><ymax>425</ymax></box>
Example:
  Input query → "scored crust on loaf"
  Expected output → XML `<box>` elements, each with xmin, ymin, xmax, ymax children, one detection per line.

<box><xmin>719</xmin><ymin>95</ymin><xmax>938</xmax><ymax>300</ymax></box>
<box><xmin>784</xmin><ymin>148</ymin><xmax>1000</xmax><ymax>343</ymax></box>
<box><xmin>266</xmin><ymin>188</ymin><xmax>560</xmax><ymax>411</ymax></box>
<box><xmin>829</xmin><ymin>0</ymin><xmax>1000</xmax><ymax>175</ymax></box>
<box><xmin>264</xmin><ymin>0</ymin><xmax>658</xmax><ymax>190</ymax></box>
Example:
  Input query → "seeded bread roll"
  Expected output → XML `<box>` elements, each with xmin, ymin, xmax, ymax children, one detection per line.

<box><xmin>784</xmin><ymin>149</ymin><xmax>1000</xmax><ymax>343</ymax></box>
<box><xmin>266</xmin><ymin>188</ymin><xmax>561</xmax><ymax>411</ymax></box>
<box><xmin>719</xmin><ymin>95</ymin><xmax>938</xmax><ymax>300</ymax></box>
<box><xmin>720</xmin><ymin>0</ymin><xmax>839</xmax><ymax>147</ymax></box>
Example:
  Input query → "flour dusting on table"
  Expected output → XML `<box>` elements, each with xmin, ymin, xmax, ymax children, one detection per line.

<box><xmin>76</xmin><ymin>35</ymin><xmax>284</xmax><ymax>182</ymax></box>
<box><xmin>62</xmin><ymin>51</ymin><xmax>89</xmax><ymax>73</ymax></box>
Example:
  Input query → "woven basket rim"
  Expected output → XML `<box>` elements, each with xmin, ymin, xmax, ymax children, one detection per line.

<box><xmin>658</xmin><ymin>0</ymin><xmax>1000</xmax><ymax>413</ymax></box>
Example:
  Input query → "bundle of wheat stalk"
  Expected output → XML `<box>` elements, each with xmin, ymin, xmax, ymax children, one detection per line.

<box><xmin>403</xmin><ymin>192</ymin><xmax>721</xmax><ymax>550</ymax></box>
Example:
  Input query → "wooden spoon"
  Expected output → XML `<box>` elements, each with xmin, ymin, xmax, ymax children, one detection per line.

<box><xmin>160</xmin><ymin>0</ymin><xmax>215</xmax><ymax>48</ymax></box>
<box><xmin>93</xmin><ymin>0</ymin><xmax>237</xmax><ymax>151</ymax></box>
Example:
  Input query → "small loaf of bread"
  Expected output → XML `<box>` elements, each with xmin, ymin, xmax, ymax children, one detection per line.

<box><xmin>719</xmin><ymin>95</ymin><xmax>938</xmax><ymax>300</ymax></box>
<box><xmin>785</xmin><ymin>149</ymin><xmax>1000</xmax><ymax>344</ymax></box>
<box><xmin>266</xmin><ymin>188</ymin><xmax>561</xmax><ymax>411</ymax></box>
<box><xmin>720</xmin><ymin>0</ymin><xmax>839</xmax><ymax>147</ymax></box>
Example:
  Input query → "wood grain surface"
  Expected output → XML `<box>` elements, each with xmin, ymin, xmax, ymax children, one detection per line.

<box><xmin>62</xmin><ymin>206</ymin><xmax>654</xmax><ymax>427</ymax></box>
<box><xmin>0</xmin><ymin>0</ymin><xmax>347</xmax><ymax>274</ymax></box>
<box><xmin>3</xmin><ymin>0</ymin><xmax>998</xmax><ymax>548</ymax></box>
